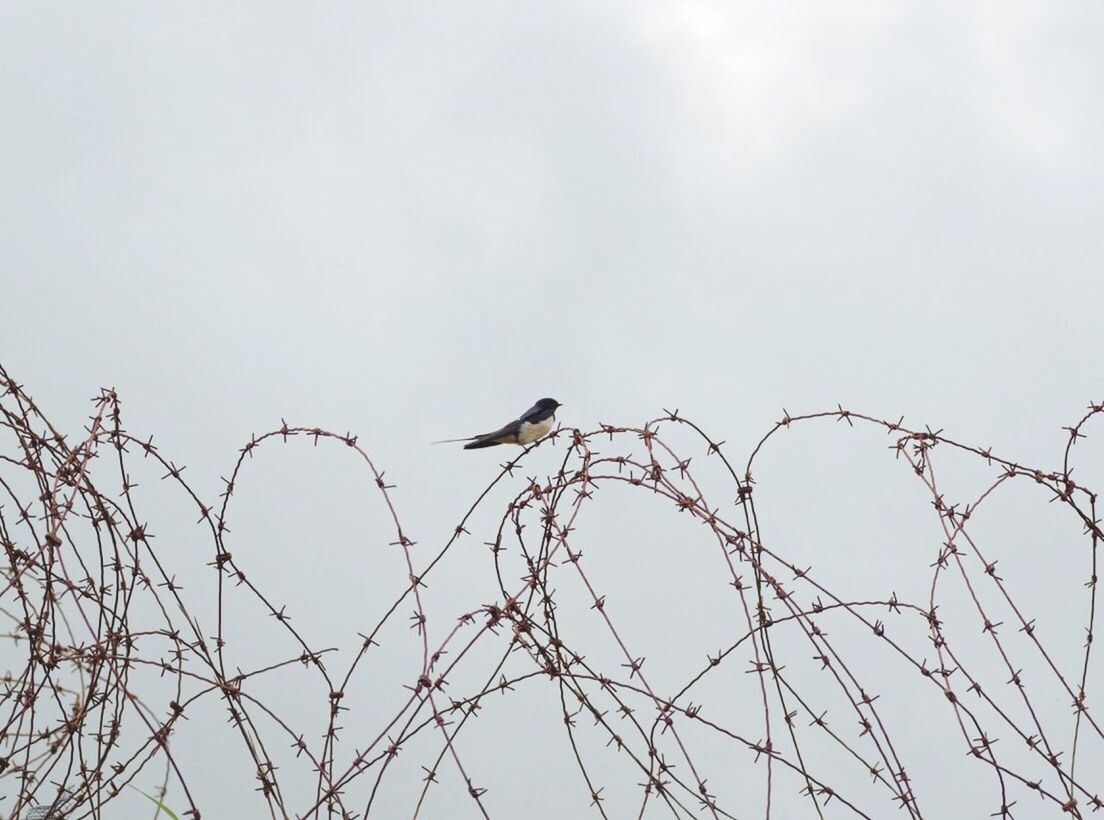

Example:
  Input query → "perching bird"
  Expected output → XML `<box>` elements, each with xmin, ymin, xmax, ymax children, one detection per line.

<box><xmin>434</xmin><ymin>398</ymin><xmax>562</xmax><ymax>449</ymax></box>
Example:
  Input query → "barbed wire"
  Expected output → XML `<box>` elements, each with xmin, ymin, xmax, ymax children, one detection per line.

<box><xmin>1</xmin><ymin>361</ymin><xmax>1101</xmax><ymax>818</ymax></box>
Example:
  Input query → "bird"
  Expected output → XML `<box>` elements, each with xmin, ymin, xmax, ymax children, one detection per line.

<box><xmin>433</xmin><ymin>398</ymin><xmax>562</xmax><ymax>449</ymax></box>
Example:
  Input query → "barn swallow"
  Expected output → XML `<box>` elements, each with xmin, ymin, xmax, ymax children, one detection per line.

<box><xmin>434</xmin><ymin>398</ymin><xmax>562</xmax><ymax>449</ymax></box>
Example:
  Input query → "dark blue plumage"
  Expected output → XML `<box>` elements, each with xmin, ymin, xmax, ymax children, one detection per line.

<box><xmin>433</xmin><ymin>398</ymin><xmax>562</xmax><ymax>450</ymax></box>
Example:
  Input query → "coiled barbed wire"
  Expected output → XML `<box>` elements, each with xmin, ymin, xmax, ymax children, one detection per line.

<box><xmin>1</xmin><ymin>362</ymin><xmax>1101</xmax><ymax>818</ymax></box>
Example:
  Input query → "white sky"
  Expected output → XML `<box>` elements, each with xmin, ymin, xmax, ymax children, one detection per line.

<box><xmin>2</xmin><ymin>3</ymin><xmax>1103</xmax><ymax>818</ymax></box>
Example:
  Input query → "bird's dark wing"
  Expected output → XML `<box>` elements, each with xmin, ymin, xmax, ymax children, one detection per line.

<box><xmin>518</xmin><ymin>402</ymin><xmax>547</xmax><ymax>423</ymax></box>
<box><xmin>463</xmin><ymin>421</ymin><xmax>521</xmax><ymax>450</ymax></box>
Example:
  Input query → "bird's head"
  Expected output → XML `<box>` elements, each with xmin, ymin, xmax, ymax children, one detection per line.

<box><xmin>535</xmin><ymin>398</ymin><xmax>562</xmax><ymax>413</ymax></box>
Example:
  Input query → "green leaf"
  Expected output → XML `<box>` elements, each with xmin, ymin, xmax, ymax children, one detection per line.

<box><xmin>126</xmin><ymin>784</ymin><xmax>181</xmax><ymax>820</ymax></box>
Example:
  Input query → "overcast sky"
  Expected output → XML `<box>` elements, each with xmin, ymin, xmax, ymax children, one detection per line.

<box><xmin>2</xmin><ymin>3</ymin><xmax>1103</xmax><ymax>818</ymax></box>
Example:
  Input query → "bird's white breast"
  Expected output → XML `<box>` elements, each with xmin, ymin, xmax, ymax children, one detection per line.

<box><xmin>517</xmin><ymin>416</ymin><xmax>554</xmax><ymax>444</ymax></box>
